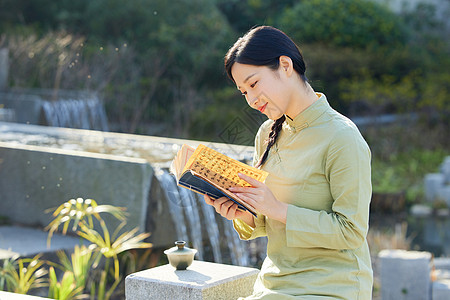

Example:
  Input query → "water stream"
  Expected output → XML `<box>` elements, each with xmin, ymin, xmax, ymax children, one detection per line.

<box><xmin>1</xmin><ymin>90</ymin><xmax>109</xmax><ymax>131</ymax></box>
<box><xmin>153</xmin><ymin>166</ymin><xmax>258</xmax><ymax>265</ymax></box>
<box><xmin>42</xmin><ymin>96</ymin><xmax>109</xmax><ymax>131</ymax></box>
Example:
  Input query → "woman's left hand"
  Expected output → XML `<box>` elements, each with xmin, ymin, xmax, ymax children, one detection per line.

<box><xmin>229</xmin><ymin>173</ymin><xmax>288</xmax><ymax>224</ymax></box>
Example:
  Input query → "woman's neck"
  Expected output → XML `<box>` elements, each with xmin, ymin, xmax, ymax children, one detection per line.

<box><xmin>285</xmin><ymin>82</ymin><xmax>318</xmax><ymax>119</ymax></box>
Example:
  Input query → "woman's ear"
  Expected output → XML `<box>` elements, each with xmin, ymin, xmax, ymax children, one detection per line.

<box><xmin>279</xmin><ymin>55</ymin><xmax>294</xmax><ymax>77</ymax></box>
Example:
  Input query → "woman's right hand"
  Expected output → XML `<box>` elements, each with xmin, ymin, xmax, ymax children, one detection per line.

<box><xmin>203</xmin><ymin>194</ymin><xmax>254</xmax><ymax>225</ymax></box>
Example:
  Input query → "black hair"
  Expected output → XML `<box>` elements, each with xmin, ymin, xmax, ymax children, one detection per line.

<box><xmin>224</xmin><ymin>26</ymin><xmax>308</xmax><ymax>168</ymax></box>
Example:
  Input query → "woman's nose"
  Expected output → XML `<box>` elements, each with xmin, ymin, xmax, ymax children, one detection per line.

<box><xmin>246</xmin><ymin>93</ymin><xmax>259</xmax><ymax>108</ymax></box>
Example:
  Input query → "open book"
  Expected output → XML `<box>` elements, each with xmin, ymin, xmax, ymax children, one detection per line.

<box><xmin>170</xmin><ymin>144</ymin><xmax>269</xmax><ymax>217</ymax></box>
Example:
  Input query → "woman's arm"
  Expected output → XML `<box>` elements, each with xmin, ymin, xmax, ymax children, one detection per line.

<box><xmin>284</xmin><ymin>128</ymin><xmax>372</xmax><ymax>250</ymax></box>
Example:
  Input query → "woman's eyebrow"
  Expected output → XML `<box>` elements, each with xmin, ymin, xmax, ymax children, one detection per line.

<box><xmin>237</xmin><ymin>72</ymin><xmax>257</xmax><ymax>89</ymax></box>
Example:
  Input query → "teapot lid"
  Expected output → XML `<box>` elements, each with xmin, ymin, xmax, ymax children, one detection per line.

<box><xmin>164</xmin><ymin>241</ymin><xmax>197</xmax><ymax>255</ymax></box>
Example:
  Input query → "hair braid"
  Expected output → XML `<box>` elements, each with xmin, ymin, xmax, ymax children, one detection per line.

<box><xmin>255</xmin><ymin>115</ymin><xmax>285</xmax><ymax>168</ymax></box>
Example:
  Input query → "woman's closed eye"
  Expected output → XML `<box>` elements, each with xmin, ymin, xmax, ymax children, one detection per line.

<box><xmin>239</xmin><ymin>81</ymin><xmax>258</xmax><ymax>96</ymax></box>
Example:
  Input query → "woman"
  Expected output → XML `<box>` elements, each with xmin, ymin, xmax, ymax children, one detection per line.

<box><xmin>204</xmin><ymin>26</ymin><xmax>373</xmax><ymax>299</ymax></box>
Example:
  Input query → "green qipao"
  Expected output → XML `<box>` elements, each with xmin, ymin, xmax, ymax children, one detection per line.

<box><xmin>234</xmin><ymin>93</ymin><xmax>373</xmax><ymax>300</ymax></box>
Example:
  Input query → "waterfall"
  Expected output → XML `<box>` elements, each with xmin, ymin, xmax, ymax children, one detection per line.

<box><xmin>178</xmin><ymin>187</ymin><xmax>204</xmax><ymax>260</ymax></box>
<box><xmin>154</xmin><ymin>167</ymin><xmax>188</xmax><ymax>241</ymax></box>
<box><xmin>42</xmin><ymin>95</ymin><xmax>109</xmax><ymax>131</ymax></box>
<box><xmin>153</xmin><ymin>166</ymin><xmax>262</xmax><ymax>266</ymax></box>
<box><xmin>198</xmin><ymin>193</ymin><xmax>223</xmax><ymax>263</ymax></box>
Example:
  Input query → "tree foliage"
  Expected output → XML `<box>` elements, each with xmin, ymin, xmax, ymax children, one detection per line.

<box><xmin>0</xmin><ymin>0</ymin><xmax>448</xmax><ymax>138</ymax></box>
<box><xmin>279</xmin><ymin>0</ymin><xmax>408</xmax><ymax>48</ymax></box>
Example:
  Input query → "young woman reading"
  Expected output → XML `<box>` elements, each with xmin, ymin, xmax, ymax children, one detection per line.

<box><xmin>204</xmin><ymin>26</ymin><xmax>373</xmax><ymax>300</ymax></box>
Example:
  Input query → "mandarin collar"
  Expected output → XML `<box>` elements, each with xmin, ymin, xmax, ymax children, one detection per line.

<box><xmin>283</xmin><ymin>93</ymin><xmax>329</xmax><ymax>132</ymax></box>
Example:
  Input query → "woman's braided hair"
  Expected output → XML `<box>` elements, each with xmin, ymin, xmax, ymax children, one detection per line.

<box><xmin>224</xmin><ymin>26</ymin><xmax>307</xmax><ymax>168</ymax></box>
<box><xmin>254</xmin><ymin>116</ymin><xmax>285</xmax><ymax>168</ymax></box>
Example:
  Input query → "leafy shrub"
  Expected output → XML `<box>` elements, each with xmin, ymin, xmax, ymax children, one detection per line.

<box><xmin>217</xmin><ymin>0</ymin><xmax>297</xmax><ymax>33</ymax></box>
<box><xmin>279</xmin><ymin>0</ymin><xmax>408</xmax><ymax>49</ymax></box>
<box><xmin>44</xmin><ymin>198</ymin><xmax>152</xmax><ymax>300</ymax></box>
<box><xmin>339</xmin><ymin>70</ymin><xmax>420</xmax><ymax>115</ymax></box>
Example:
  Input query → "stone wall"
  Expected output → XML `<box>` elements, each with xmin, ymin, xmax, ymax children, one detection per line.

<box><xmin>0</xmin><ymin>142</ymin><xmax>153</xmax><ymax>238</ymax></box>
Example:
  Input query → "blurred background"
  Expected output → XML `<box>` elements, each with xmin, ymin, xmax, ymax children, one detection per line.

<box><xmin>1</xmin><ymin>0</ymin><xmax>449</xmax><ymax>213</ymax></box>
<box><xmin>0</xmin><ymin>0</ymin><xmax>449</xmax><ymax>298</ymax></box>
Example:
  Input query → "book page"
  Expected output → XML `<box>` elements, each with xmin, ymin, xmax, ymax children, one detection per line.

<box><xmin>183</xmin><ymin>144</ymin><xmax>268</xmax><ymax>189</ymax></box>
<box><xmin>171</xmin><ymin>144</ymin><xmax>195</xmax><ymax>180</ymax></box>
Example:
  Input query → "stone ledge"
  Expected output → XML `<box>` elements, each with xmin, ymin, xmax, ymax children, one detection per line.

<box><xmin>125</xmin><ymin>260</ymin><xmax>259</xmax><ymax>300</ymax></box>
<box><xmin>0</xmin><ymin>291</ymin><xmax>50</xmax><ymax>300</ymax></box>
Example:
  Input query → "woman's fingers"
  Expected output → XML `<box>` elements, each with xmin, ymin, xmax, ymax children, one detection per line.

<box><xmin>229</xmin><ymin>186</ymin><xmax>258</xmax><ymax>194</ymax></box>
<box><xmin>204</xmin><ymin>194</ymin><xmax>214</xmax><ymax>205</ymax></box>
<box><xmin>238</xmin><ymin>173</ymin><xmax>263</xmax><ymax>187</ymax></box>
<box><xmin>204</xmin><ymin>195</ymin><xmax>240</xmax><ymax>219</ymax></box>
<box><xmin>213</xmin><ymin>197</ymin><xmax>231</xmax><ymax>213</ymax></box>
<box><xmin>220</xmin><ymin>201</ymin><xmax>236</xmax><ymax>220</ymax></box>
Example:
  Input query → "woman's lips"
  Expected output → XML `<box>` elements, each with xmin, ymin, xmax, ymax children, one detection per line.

<box><xmin>259</xmin><ymin>103</ymin><xmax>267</xmax><ymax>113</ymax></box>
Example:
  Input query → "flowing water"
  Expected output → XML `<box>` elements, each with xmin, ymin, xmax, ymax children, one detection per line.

<box><xmin>153</xmin><ymin>166</ymin><xmax>262</xmax><ymax>265</ymax></box>
<box><xmin>42</xmin><ymin>96</ymin><xmax>109</xmax><ymax>131</ymax></box>
<box><xmin>0</xmin><ymin>90</ymin><xmax>109</xmax><ymax>131</ymax></box>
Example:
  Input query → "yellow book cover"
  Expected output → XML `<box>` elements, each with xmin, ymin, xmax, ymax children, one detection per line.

<box><xmin>170</xmin><ymin>144</ymin><xmax>268</xmax><ymax>216</ymax></box>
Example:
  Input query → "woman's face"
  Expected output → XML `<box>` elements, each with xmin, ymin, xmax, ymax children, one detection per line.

<box><xmin>231</xmin><ymin>62</ymin><xmax>291</xmax><ymax>120</ymax></box>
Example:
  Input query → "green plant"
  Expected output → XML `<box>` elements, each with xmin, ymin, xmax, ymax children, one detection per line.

<box><xmin>0</xmin><ymin>254</ymin><xmax>48</xmax><ymax>294</ymax></box>
<box><xmin>45</xmin><ymin>198</ymin><xmax>127</xmax><ymax>246</ymax></box>
<box><xmin>53</xmin><ymin>245</ymin><xmax>95</xmax><ymax>293</ymax></box>
<box><xmin>339</xmin><ymin>70</ymin><xmax>419</xmax><ymax>115</ymax></box>
<box><xmin>77</xmin><ymin>220</ymin><xmax>151</xmax><ymax>280</ymax></box>
<box><xmin>432</xmin><ymin>200</ymin><xmax>448</xmax><ymax>210</ymax></box>
<box><xmin>46</xmin><ymin>198</ymin><xmax>152</xmax><ymax>300</ymax></box>
<box><xmin>48</xmin><ymin>267</ymin><xmax>85</xmax><ymax>300</ymax></box>
<box><xmin>279</xmin><ymin>0</ymin><xmax>408</xmax><ymax>49</ymax></box>
<box><xmin>371</xmin><ymin>148</ymin><xmax>448</xmax><ymax>203</ymax></box>
<box><xmin>119</xmin><ymin>248</ymin><xmax>156</xmax><ymax>276</ymax></box>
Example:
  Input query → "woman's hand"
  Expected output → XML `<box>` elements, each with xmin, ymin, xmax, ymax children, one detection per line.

<box><xmin>203</xmin><ymin>194</ymin><xmax>255</xmax><ymax>226</ymax></box>
<box><xmin>229</xmin><ymin>173</ymin><xmax>288</xmax><ymax>224</ymax></box>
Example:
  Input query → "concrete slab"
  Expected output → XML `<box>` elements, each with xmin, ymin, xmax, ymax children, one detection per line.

<box><xmin>0</xmin><ymin>225</ymin><xmax>82</xmax><ymax>260</ymax></box>
<box><xmin>0</xmin><ymin>291</ymin><xmax>50</xmax><ymax>300</ymax></box>
<box><xmin>125</xmin><ymin>260</ymin><xmax>259</xmax><ymax>300</ymax></box>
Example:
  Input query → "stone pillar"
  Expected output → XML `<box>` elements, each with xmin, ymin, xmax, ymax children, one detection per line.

<box><xmin>379</xmin><ymin>249</ymin><xmax>432</xmax><ymax>300</ymax></box>
<box><xmin>424</xmin><ymin>157</ymin><xmax>450</xmax><ymax>206</ymax></box>
<box><xmin>125</xmin><ymin>260</ymin><xmax>259</xmax><ymax>300</ymax></box>
<box><xmin>425</xmin><ymin>173</ymin><xmax>445</xmax><ymax>202</ymax></box>
<box><xmin>441</xmin><ymin>157</ymin><xmax>450</xmax><ymax>182</ymax></box>
<box><xmin>433</xmin><ymin>280</ymin><xmax>450</xmax><ymax>300</ymax></box>
<box><xmin>0</xmin><ymin>48</ymin><xmax>9</xmax><ymax>90</ymax></box>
